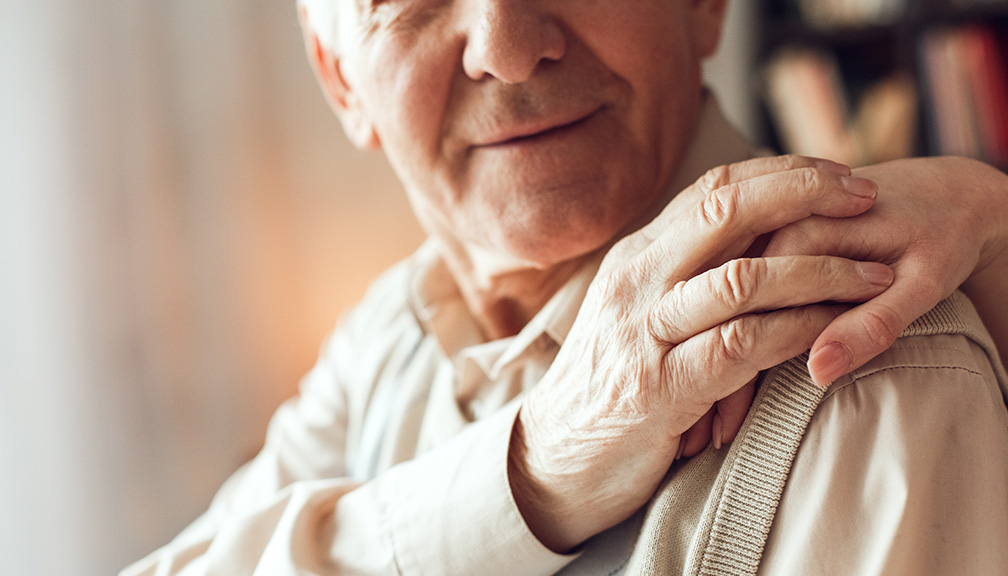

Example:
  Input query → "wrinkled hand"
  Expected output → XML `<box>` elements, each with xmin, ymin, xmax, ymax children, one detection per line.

<box><xmin>508</xmin><ymin>156</ymin><xmax>893</xmax><ymax>552</ymax></box>
<box><xmin>764</xmin><ymin>156</ymin><xmax>1008</xmax><ymax>384</ymax></box>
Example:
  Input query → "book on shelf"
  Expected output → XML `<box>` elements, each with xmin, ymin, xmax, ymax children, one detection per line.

<box><xmin>920</xmin><ymin>24</ymin><xmax>1008</xmax><ymax>166</ymax></box>
<box><xmin>762</xmin><ymin>48</ymin><xmax>860</xmax><ymax>164</ymax></box>
<box><xmin>762</xmin><ymin>47</ymin><xmax>917</xmax><ymax>166</ymax></box>
<box><xmin>855</xmin><ymin>73</ymin><xmax>918</xmax><ymax>165</ymax></box>
<box><xmin>794</xmin><ymin>0</ymin><xmax>908</xmax><ymax>29</ymax></box>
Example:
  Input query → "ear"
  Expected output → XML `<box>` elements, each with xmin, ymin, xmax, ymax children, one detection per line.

<box><xmin>687</xmin><ymin>0</ymin><xmax>729</xmax><ymax>60</ymax></box>
<box><xmin>299</xmin><ymin>8</ymin><xmax>381</xmax><ymax>150</ymax></box>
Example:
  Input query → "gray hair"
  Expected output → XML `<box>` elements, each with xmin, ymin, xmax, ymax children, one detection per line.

<box><xmin>298</xmin><ymin>0</ymin><xmax>341</xmax><ymax>53</ymax></box>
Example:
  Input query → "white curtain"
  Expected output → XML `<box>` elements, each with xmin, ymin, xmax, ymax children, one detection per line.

<box><xmin>0</xmin><ymin>0</ymin><xmax>423</xmax><ymax>573</ymax></box>
<box><xmin>0</xmin><ymin>1</ymin><xmax>753</xmax><ymax>574</ymax></box>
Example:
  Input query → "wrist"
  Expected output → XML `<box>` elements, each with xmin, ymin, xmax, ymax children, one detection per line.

<box><xmin>968</xmin><ymin>158</ymin><xmax>1008</xmax><ymax>274</ymax></box>
<box><xmin>507</xmin><ymin>409</ymin><xmax>585</xmax><ymax>553</ymax></box>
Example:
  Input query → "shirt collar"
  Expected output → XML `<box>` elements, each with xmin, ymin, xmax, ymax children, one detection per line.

<box><xmin>408</xmin><ymin>239</ymin><xmax>483</xmax><ymax>359</ymax></box>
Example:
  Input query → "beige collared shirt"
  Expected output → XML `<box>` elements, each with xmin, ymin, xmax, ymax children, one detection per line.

<box><xmin>122</xmin><ymin>99</ymin><xmax>1008</xmax><ymax>576</ymax></box>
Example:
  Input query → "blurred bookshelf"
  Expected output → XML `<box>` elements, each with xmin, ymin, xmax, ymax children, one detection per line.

<box><xmin>757</xmin><ymin>0</ymin><xmax>1008</xmax><ymax>169</ymax></box>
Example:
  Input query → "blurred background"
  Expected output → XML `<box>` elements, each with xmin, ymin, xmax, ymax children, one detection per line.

<box><xmin>2</xmin><ymin>1</ymin><xmax>428</xmax><ymax>573</ymax></box>
<box><xmin>3</xmin><ymin>0</ymin><xmax>1005</xmax><ymax>573</ymax></box>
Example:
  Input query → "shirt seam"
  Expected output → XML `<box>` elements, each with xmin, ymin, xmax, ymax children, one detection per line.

<box><xmin>828</xmin><ymin>364</ymin><xmax>985</xmax><ymax>399</ymax></box>
<box><xmin>886</xmin><ymin>344</ymin><xmax>966</xmax><ymax>353</ymax></box>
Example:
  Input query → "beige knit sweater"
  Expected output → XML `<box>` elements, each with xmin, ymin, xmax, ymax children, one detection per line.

<box><xmin>625</xmin><ymin>291</ymin><xmax>1008</xmax><ymax>576</ymax></box>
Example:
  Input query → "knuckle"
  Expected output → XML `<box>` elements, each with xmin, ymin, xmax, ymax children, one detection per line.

<box><xmin>648</xmin><ymin>281</ymin><xmax>689</xmax><ymax>342</ymax></box>
<box><xmin>646</xmin><ymin>306</ymin><xmax>671</xmax><ymax>344</ymax></box>
<box><xmin>667</xmin><ymin>278</ymin><xmax>689</xmax><ymax>312</ymax></box>
<box><xmin>699</xmin><ymin>164</ymin><xmax>732</xmax><ymax>194</ymax></box>
<box><xmin>712</xmin><ymin>258</ymin><xmax>764</xmax><ymax>310</ymax></box>
<box><xmin>817</xmin><ymin>255</ymin><xmax>844</xmax><ymax>282</ymax></box>
<box><xmin>777</xmin><ymin>153</ymin><xmax>806</xmax><ymax>171</ymax></box>
<box><xmin>860</xmin><ymin>305</ymin><xmax>902</xmax><ymax>351</ymax></box>
<box><xmin>717</xmin><ymin>316</ymin><xmax>757</xmax><ymax>364</ymax></box>
<box><xmin>700</xmin><ymin>182</ymin><xmax>741</xmax><ymax>227</ymax></box>
<box><xmin>796</xmin><ymin>167</ymin><xmax>823</xmax><ymax>192</ymax></box>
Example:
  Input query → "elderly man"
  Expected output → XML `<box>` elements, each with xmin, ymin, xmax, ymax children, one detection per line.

<box><xmin>124</xmin><ymin>0</ymin><xmax>1008</xmax><ymax>574</ymax></box>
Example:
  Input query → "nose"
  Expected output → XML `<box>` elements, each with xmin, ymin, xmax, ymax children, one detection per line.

<box><xmin>461</xmin><ymin>0</ymin><xmax>566</xmax><ymax>84</ymax></box>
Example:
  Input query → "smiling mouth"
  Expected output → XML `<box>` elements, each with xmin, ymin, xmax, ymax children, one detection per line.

<box><xmin>504</xmin><ymin>115</ymin><xmax>592</xmax><ymax>144</ymax></box>
<box><xmin>478</xmin><ymin>107</ymin><xmax>601</xmax><ymax>148</ymax></box>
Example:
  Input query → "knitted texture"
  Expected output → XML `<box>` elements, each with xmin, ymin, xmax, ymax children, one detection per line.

<box><xmin>626</xmin><ymin>291</ymin><xmax>1008</xmax><ymax>576</ymax></box>
<box><xmin>695</xmin><ymin>353</ymin><xmax>822</xmax><ymax>576</ymax></box>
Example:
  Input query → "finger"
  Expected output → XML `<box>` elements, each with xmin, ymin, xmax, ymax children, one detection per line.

<box><xmin>665</xmin><ymin>304</ymin><xmax>843</xmax><ymax>422</ymax></box>
<box><xmin>678</xmin><ymin>406</ymin><xmax>715</xmax><ymax>460</ymax></box>
<box><xmin>643</xmin><ymin>157</ymin><xmax>853</xmax><ymax>251</ymax></box>
<box><xmin>605</xmin><ymin>156</ymin><xmax>851</xmax><ymax>268</ymax></box>
<box><xmin>637</xmin><ymin>169</ymin><xmax>879</xmax><ymax>280</ymax></box>
<box><xmin>649</xmin><ymin>256</ymin><xmax>894</xmax><ymax>344</ymax></box>
<box><xmin>763</xmin><ymin>214</ymin><xmax>877</xmax><ymax>262</ymax></box>
<box><xmin>713</xmin><ymin>378</ymin><xmax>757</xmax><ymax>448</ymax></box>
<box><xmin>807</xmin><ymin>258</ymin><xmax>945</xmax><ymax>386</ymax></box>
<box><xmin>686</xmin><ymin>155</ymin><xmax>851</xmax><ymax>206</ymax></box>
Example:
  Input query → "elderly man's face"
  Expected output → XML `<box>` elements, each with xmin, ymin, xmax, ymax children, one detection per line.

<box><xmin>322</xmin><ymin>0</ymin><xmax>725</xmax><ymax>268</ymax></box>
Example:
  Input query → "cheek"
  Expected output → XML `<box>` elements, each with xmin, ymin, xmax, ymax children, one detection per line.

<box><xmin>574</xmin><ymin>5</ymin><xmax>702</xmax><ymax>160</ymax></box>
<box><xmin>575</xmin><ymin>1</ymin><xmax>692</xmax><ymax>76</ymax></box>
<box><xmin>360</xmin><ymin>35</ymin><xmax>456</xmax><ymax>181</ymax></box>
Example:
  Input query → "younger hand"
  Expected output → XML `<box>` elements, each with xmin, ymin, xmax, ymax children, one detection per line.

<box><xmin>765</xmin><ymin>156</ymin><xmax>1008</xmax><ymax>384</ymax></box>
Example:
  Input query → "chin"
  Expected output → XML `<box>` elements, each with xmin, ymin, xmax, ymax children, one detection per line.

<box><xmin>493</xmin><ymin>218</ymin><xmax>621</xmax><ymax>270</ymax></box>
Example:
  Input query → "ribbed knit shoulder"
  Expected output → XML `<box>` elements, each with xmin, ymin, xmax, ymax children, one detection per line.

<box><xmin>626</xmin><ymin>291</ymin><xmax>1007</xmax><ymax>576</ymax></box>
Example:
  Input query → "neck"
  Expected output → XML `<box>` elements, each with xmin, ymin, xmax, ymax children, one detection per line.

<box><xmin>438</xmin><ymin>241</ymin><xmax>597</xmax><ymax>340</ymax></box>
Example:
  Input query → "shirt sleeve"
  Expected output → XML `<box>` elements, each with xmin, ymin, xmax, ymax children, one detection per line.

<box><xmin>758</xmin><ymin>332</ymin><xmax>1008</xmax><ymax>575</ymax></box>
<box><xmin>120</xmin><ymin>340</ymin><xmax>572</xmax><ymax>576</ymax></box>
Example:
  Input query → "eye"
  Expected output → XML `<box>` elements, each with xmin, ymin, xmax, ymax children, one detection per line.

<box><xmin>362</xmin><ymin>0</ymin><xmax>402</xmax><ymax>16</ymax></box>
<box><xmin>358</xmin><ymin>0</ymin><xmax>442</xmax><ymax>38</ymax></box>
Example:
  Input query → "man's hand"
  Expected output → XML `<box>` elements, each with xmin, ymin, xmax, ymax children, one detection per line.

<box><xmin>764</xmin><ymin>156</ymin><xmax>1008</xmax><ymax>384</ymax></box>
<box><xmin>508</xmin><ymin>156</ymin><xmax>892</xmax><ymax>552</ymax></box>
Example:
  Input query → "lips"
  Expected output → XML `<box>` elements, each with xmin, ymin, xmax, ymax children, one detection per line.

<box><xmin>474</xmin><ymin>106</ymin><xmax>602</xmax><ymax>147</ymax></box>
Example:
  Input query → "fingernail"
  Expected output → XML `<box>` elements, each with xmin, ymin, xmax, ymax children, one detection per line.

<box><xmin>815</xmin><ymin>159</ymin><xmax>851</xmax><ymax>175</ymax></box>
<box><xmin>675</xmin><ymin>440</ymin><xmax>685</xmax><ymax>461</ymax></box>
<box><xmin>712</xmin><ymin>412</ymin><xmax>724</xmax><ymax>450</ymax></box>
<box><xmin>857</xmin><ymin>262</ymin><xmax>894</xmax><ymax>286</ymax></box>
<box><xmin>807</xmin><ymin>341</ymin><xmax>852</xmax><ymax>387</ymax></box>
<box><xmin>842</xmin><ymin>176</ymin><xmax>878</xmax><ymax>199</ymax></box>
